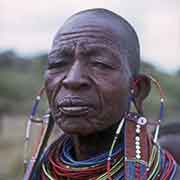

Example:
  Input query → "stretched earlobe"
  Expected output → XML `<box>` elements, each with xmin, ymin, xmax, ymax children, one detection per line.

<box><xmin>131</xmin><ymin>74</ymin><xmax>151</xmax><ymax>114</ymax></box>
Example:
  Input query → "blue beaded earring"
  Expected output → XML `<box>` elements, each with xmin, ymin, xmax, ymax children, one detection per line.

<box><xmin>23</xmin><ymin>86</ymin><xmax>54</xmax><ymax>180</ymax></box>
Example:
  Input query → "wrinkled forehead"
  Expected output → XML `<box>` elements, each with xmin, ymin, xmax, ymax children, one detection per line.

<box><xmin>59</xmin><ymin>12</ymin><xmax>125</xmax><ymax>36</ymax></box>
<box><xmin>51</xmin><ymin>12</ymin><xmax>129</xmax><ymax>51</ymax></box>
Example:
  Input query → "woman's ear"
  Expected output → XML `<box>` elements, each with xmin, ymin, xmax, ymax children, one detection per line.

<box><xmin>131</xmin><ymin>74</ymin><xmax>151</xmax><ymax>114</ymax></box>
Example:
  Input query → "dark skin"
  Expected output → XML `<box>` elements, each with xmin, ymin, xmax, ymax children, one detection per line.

<box><xmin>45</xmin><ymin>9</ymin><xmax>180</xmax><ymax>178</ymax></box>
<box><xmin>45</xmin><ymin>34</ymin><xmax>130</xmax><ymax>159</ymax></box>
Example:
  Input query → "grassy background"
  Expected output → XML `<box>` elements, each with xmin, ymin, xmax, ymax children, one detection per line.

<box><xmin>0</xmin><ymin>50</ymin><xmax>179</xmax><ymax>179</ymax></box>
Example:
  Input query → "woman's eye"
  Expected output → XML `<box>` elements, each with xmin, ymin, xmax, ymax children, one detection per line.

<box><xmin>48</xmin><ymin>61</ymin><xmax>69</xmax><ymax>70</ymax></box>
<box><xmin>91</xmin><ymin>61</ymin><xmax>112</xmax><ymax>70</ymax></box>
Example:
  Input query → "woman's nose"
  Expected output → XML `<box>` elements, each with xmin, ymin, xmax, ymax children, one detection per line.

<box><xmin>62</xmin><ymin>61</ymin><xmax>90</xmax><ymax>90</ymax></box>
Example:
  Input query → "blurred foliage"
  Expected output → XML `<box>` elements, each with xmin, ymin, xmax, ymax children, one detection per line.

<box><xmin>0</xmin><ymin>50</ymin><xmax>179</xmax><ymax>120</ymax></box>
<box><xmin>141</xmin><ymin>62</ymin><xmax>180</xmax><ymax>119</ymax></box>
<box><xmin>0</xmin><ymin>50</ymin><xmax>48</xmax><ymax>115</ymax></box>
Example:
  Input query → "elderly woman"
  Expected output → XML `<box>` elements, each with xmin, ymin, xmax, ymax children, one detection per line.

<box><xmin>26</xmin><ymin>8</ymin><xmax>180</xmax><ymax>179</ymax></box>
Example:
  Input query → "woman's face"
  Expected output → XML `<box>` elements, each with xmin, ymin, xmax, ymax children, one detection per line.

<box><xmin>45</xmin><ymin>23</ymin><xmax>131</xmax><ymax>135</ymax></box>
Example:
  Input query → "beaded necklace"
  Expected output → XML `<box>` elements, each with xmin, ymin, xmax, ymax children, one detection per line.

<box><xmin>31</xmin><ymin>113</ymin><xmax>177</xmax><ymax>180</ymax></box>
<box><xmin>35</xmin><ymin>134</ymin><xmax>124</xmax><ymax>180</ymax></box>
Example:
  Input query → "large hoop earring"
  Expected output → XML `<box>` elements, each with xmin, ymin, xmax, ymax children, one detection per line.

<box><xmin>131</xmin><ymin>74</ymin><xmax>166</xmax><ymax>143</ymax></box>
<box><xmin>23</xmin><ymin>86</ymin><xmax>54</xmax><ymax>180</ymax></box>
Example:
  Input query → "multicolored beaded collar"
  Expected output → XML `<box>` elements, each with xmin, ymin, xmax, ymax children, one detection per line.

<box><xmin>30</xmin><ymin>112</ymin><xmax>177</xmax><ymax>180</ymax></box>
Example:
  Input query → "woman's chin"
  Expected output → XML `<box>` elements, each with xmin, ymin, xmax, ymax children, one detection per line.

<box><xmin>59</xmin><ymin>121</ymin><xmax>95</xmax><ymax>136</ymax></box>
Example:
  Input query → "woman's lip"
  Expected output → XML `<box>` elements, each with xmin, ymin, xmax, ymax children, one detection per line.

<box><xmin>59</xmin><ymin>106</ymin><xmax>92</xmax><ymax>116</ymax></box>
<box><xmin>57</xmin><ymin>97</ymin><xmax>94</xmax><ymax>108</ymax></box>
<box><xmin>56</xmin><ymin>97</ymin><xmax>96</xmax><ymax>116</ymax></box>
<box><xmin>61</xmin><ymin>106</ymin><xmax>88</xmax><ymax>111</ymax></box>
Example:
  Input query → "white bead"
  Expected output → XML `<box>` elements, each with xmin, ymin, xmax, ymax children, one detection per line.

<box><xmin>136</xmin><ymin>154</ymin><xmax>141</xmax><ymax>159</ymax></box>
<box><xmin>136</xmin><ymin>145</ymin><xmax>141</xmax><ymax>150</ymax></box>
<box><xmin>136</xmin><ymin>149</ymin><xmax>141</xmax><ymax>154</ymax></box>
<box><xmin>136</xmin><ymin>128</ymin><xmax>141</xmax><ymax>134</ymax></box>
<box><xmin>135</xmin><ymin>141</ymin><xmax>140</xmax><ymax>146</ymax></box>
<box><xmin>160</xmin><ymin>98</ymin><xmax>164</xmax><ymax>102</ymax></box>
<box><xmin>135</xmin><ymin>136</ymin><xmax>140</xmax><ymax>141</ymax></box>
<box><xmin>36</xmin><ymin>96</ymin><xmax>41</xmax><ymax>100</ymax></box>
<box><xmin>136</xmin><ymin>124</ymin><xmax>141</xmax><ymax>129</ymax></box>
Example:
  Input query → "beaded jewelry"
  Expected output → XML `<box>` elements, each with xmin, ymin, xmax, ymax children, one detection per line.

<box><xmin>23</xmin><ymin>87</ymin><xmax>55</xmax><ymax>180</ymax></box>
<box><xmin>24</xmin><ymin>75</ymin><xmax>177</xmax><ymax>180</ymax></box>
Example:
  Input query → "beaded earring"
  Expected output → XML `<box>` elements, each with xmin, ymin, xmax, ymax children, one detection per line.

<box><xmin>132</xmin><ymin>75</ymin><xmax>165</xmax><ymax>142</ymax></box>
<box><xmin>23</xmin><ymin>86</ymin><xmax>54</xmax><ymax>180</ymax></box>
<box><xmin>106</xmin><ymin>88</ymin><xmax>135</xmax><ymax>180</ymax></box>
<box><xmin>106</xmin><ymin>74</ymin><xmax>166</xmax><ymax>180</ymax></box>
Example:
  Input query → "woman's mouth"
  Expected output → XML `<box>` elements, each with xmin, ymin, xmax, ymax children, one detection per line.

<box><xmin>57</xmin><ymin>97</ymin><xmax>96</xmax><ymax>116</ymax></box>
<box><xmin>59</xmin><ymin>106</ymin><xmax>90</xmax><ymax>116</ymax></box>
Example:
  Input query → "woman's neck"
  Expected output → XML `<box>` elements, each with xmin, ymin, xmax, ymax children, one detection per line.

<box><xmin>71</xmin><ymin>123</ymin><xmax>120</xmax><ymax>161</ymax></box>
